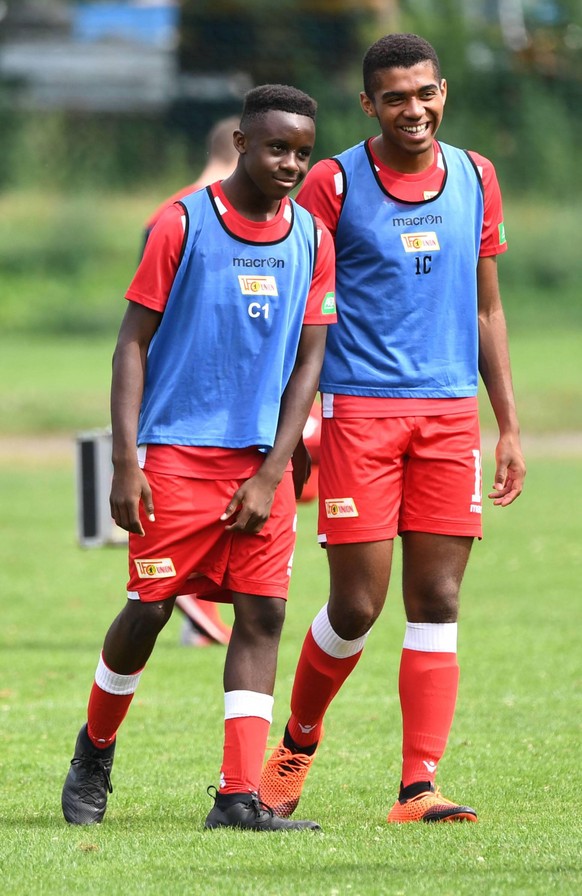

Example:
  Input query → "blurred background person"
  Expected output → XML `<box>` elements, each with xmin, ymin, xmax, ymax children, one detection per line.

<box><xmin>142</xmin><ymin>114</ymin><xmax>241</xmax><ymax>246</ymax></box>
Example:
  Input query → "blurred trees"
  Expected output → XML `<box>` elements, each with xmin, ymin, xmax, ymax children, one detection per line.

<box><xmin>400</xmin><ymin>1</ymin><xmax>582</xmax><ymax>197</ymax></box>
<box><xmin>0</xmin><ymin>0</ymin><xmax>580</xmax><ymax>196</ymax></box>
<box><xmin>177</xmin><ymin>0</ymin><xmax>582</xmax><ymax>195</ymax></box>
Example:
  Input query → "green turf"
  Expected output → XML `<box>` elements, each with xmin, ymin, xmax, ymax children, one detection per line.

<box><xmin>0</xmin><ymin>450</ymin><xmax>580</xmax><ymax>895</ymax></box>
<box><xmin>1</xmin><ymin>225</ymin><xmax>580</xmax><ymax>891</ymax></box>
<box><xmin>2</xmin><ymin>328</ymin><xmax>581</xmax><ymax>437</ymax></box>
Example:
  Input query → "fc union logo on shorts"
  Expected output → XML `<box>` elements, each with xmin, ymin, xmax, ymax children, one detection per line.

<box><xmin>135</xmin><ymin>557</ymin><xmax>176</xmax><ymax>578</ymax></box>
<box><xmin>325</xmin><ymin>498</ymin><xmax>359</xmax><ymax>518</ymax></box>
<box><xmin>238</xmin><ymin>275</ymin><xmax>278</xmax><ymax>295</ymax></box>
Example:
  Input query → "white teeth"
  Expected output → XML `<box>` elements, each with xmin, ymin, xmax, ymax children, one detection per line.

<box><xmin>402</xmin><ymin>124</ymin><xmax>427</xmax><ymax>134</ymax></box>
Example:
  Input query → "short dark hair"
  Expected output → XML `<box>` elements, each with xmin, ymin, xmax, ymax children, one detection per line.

<box><xmin>240</xmin><ymin>84</ymin><xmax>317</xmax><ymax>127</ymax></box>
<box><xmin>363</xmin><ymin>33</ymin><xmax>441</xmax><ymax>97</ymax></box>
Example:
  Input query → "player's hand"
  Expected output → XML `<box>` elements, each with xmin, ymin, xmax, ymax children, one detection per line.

<box><xmin>291</xmin><ymin>437</ymin><xmax>312</xmax><ymax>500</ymax></box>
<box><xmin>487</xmin><ymin>435</ymin><xmax>526</xmax><ymax>507</ymax></box>
<box><xmin>110</xmin><ymin>465</ymin><xmax>155</xmax><ymax>535</ymax></box>
<box><xmin>220</xmin><ymin>474</ymin><xmax>275</xmax><ymax>534</ymax></box>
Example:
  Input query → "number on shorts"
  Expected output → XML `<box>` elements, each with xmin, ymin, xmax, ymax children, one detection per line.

<box><xmin>471</xmin><ymin>449</ymin><xmax>482</xmax><ymax>503</ymax></box>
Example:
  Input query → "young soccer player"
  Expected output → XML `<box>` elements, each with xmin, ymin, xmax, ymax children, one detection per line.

<box><xmin>142</xmin><ymin>116</ymin><xmax>241</xmax><ymax>649</ymax></box>
<box><xmin>61</xmin><ymin>84</ymin><xmax>335</xmax><ymax>832</ymax></box>
<box><xmin>260</xmin><ymin>34</ymin><xmax>526</xmax><ymax>824</ymax></box>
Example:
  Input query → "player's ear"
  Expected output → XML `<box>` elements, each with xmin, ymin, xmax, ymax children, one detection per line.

<box><xmin>360</xmin><ymin>91</ymin><xmax>377</xmax><ymax>120</ymax></box>
<box><xmin>440</xmin><ymin>79</ymin><xmax>447</xmax><ymax>106</ymax></box>
<box><xmin>232</xmin><ymin>128</ymin><xmax>247</xmax><ymax>154</ymax></box>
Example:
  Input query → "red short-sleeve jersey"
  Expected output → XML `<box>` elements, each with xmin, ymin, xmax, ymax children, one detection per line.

<box><xmin>125</xmin><ymin>181</ymin><xmax>335</xmax><ymax>479</ymax></box>
<box><xmin>128</xmin><ymin>181</ymin><xmax>336</xmax><ymax>323</ymax></box>
<box><xmin>296</xmin><ymin>139</ymin><xmax>507</xmax><ymax>258</ymax></box>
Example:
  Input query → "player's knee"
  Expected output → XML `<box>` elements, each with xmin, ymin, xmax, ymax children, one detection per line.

<box><xmin>232</xmin><ymin>594</ymin><xmax>286</xmax><ymax>642</ymax></box>
<box><xmin>412</xmin><ymin>577</ymin><xmax>459</xmax><ymax>621</ymax></box>
<box><xmin>254</xmin><ymin>599</ymin><xmax>286</xmax><ymax>640</ymax></box>
<box><xmin>328</xmin><ymin>593</ymin><xmax>380</xmax><ymax>638</ymax></box>
<box><xmin>124</xmin><ymin>599</ymin><xmax>174</xmax><ymax>640</ymax></box>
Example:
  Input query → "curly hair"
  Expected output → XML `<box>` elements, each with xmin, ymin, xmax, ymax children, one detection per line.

<box><xmin>240</xmin><ymin>84</ymin><xmax>317</xmax><ymax>127</ymax></box>
<box><xmin>363</xmin><ymin>34</ymin><xmax>441</xmax><ymax>97</ymax></box>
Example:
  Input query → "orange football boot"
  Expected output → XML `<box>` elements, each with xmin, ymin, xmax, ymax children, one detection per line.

<box><xmin>388</xmin><ymin>783</ymin><xmax>478</xmax><ymax>823</ymax></box>
<box><xmin>260</xmin><ymin>740</ymin><xmax>318</xmax><ymax>818</ymax></box>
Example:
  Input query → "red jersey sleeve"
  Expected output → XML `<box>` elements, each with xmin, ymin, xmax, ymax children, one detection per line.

<box><xmin>303</xmin><ymin>217</ymin><xmax>336</xmax><ymax>324</ymax></box>
<box><xmin>125</xmin><ymin>204</ymin><xmax>186</xmax><ymax>311</ymax></box>
<box><xmin>467</xmin><ymin>151</ymin><xmax>508</xmax><ymax>257</ymax></box>
<box><xmin>296</xmin><ymin>159</ymin><xmax>343</xmax><ymax>238</ymax></box>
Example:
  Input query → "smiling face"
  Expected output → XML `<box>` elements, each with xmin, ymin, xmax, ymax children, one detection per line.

<box><xmin>234</xmin><ymin>109</ymin><xmax>315</xmax><ymax>207</ymax></box>
<box><xmin>360</xmin><ymin>61</ymin><xmax>447</xmax><ymax>173</ymax></box>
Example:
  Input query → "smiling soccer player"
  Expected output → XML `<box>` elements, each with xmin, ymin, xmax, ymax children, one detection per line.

<box><xmin>61</xmin><ymin>84</ymin><xmax>336</xmax><ymax>832</ymax></box>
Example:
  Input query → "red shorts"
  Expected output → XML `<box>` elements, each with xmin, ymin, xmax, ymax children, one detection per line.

<box><xmin>127</xmin><ymin>470</ymin><xmax>297</xmax><ymax>602</ymax></box>
<box><xmin>317</xmin><ymin>411</ymin><xmax>483</xmax><ymax>544</ymax></box>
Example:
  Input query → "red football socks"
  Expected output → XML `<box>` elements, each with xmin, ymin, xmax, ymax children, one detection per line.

<box><xmin>86</xmin><ymin>654</ymin><xmax>143</xmax><ymax>749</ymax></box>
<box><xmin>398</xmin><ymin>647</ymin><xmax>460</xmax><ymax>787</ymax></box>
<box><xmin>87</xmin><ymin>681</ymin><xmax>135</xmax><ymax>749</ymax></box>
<box><xmin>287</xmin><ymin>628</ymin><xmax>362</xmax><ymax>748</ymax></box>
<box><xmin>219</xmin><ymin>716</ymin><xmax>271</xmax><ymax>794</ymax></box>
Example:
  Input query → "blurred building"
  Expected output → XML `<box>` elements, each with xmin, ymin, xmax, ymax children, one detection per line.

<box><xmin>1</xmin><ymin>0</ymin><xmax>578</xmax><ymax>158</ymax></box>
<box><xmin>0</xmin><ymin>0</ymin><xmax>250</xmax><ymax>113</ymax></box>
<box><xmin>1</xmin><ymin>0</ymin><xmax>578</xmax><ymax>116</ymax></box>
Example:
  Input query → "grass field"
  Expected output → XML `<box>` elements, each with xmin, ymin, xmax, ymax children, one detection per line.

<box><xmin>1</xmin><ymin>373</ymin><xmax>581</xmax><ymax>894</ymax></box>
<box><xmin>1</xmin><ymin>192</ymin><xmax>580</xmax><ymax>893</ymax></box>
<box><xmin>0</xmin><ymin>452</ymin><xmax>580</xmax><ymax>895</ymax></box>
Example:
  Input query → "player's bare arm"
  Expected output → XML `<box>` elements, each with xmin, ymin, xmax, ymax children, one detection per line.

<box><xmin>222</xmin><ymin>323</ymin><xmax>328</xmax><ymax>533</ymax></box>
<box><xmin>110</xmin><ymin>301</ymin><xmax>162</xmax><ymax>534</ymax></box>
<box><xmin>477</xmin><ymin>255</ymin><xmax>526</xmax><ymax>506</ymax></box>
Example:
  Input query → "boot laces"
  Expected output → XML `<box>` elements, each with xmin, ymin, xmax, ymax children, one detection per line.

<box><xmin>273</xmin><ymin>748</ymin><xmax>312</xmax><ymax>778</ymax></box>
<box><xmin>249</xmin><ymin>792</ymin><xmax>275</xmax><ymax>818</ymax></box>
<box><xmin>71</xmin><ymin>755</ymin><xmax>113</xmax><ymax>797</ymax></box>
<box><xmin>206</xmin><ymin>785</ymin><xmax>275</xmax><ymax>819</ymax></box>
